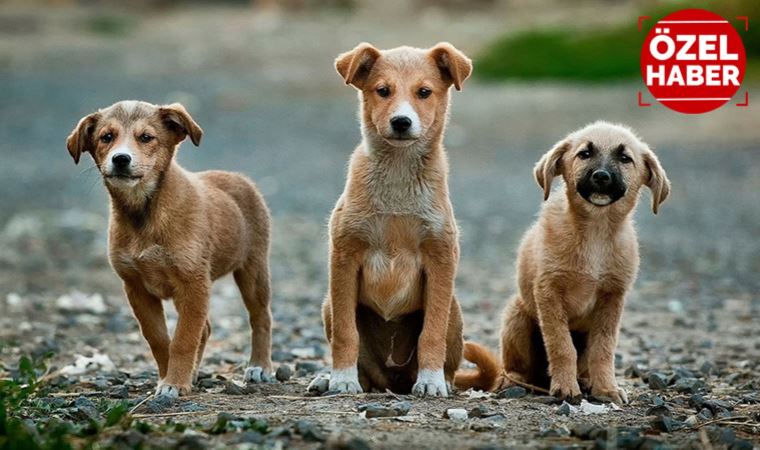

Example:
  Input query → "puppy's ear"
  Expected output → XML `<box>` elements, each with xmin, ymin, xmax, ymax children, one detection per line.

<box><xmin>534</xmin><ymin>139</ymin><xmax>570</xmax><ymax>201</ymax></box>
<box><xmin>66</xmin><ymin>112</ymin><xmax>100</xmax><ymax>165</ymax></box>
<box><xmin>159</xmin><ymin>103</ymin><xmax>203</xmax><ymax>146</ymax></box>
<box><xmin>335</xmin><ymin>43</ymin><xmax>381</xmax><ymax>89</ymax></box>
<box><xmin>429</xmin><ymin>42</ymin><xmax>472</xmax><ymax>91</ymax></box>
<box><xmin>642</xmin><ymin>148</ymin><xmax>670</xmax><ymax>214</ymax></box>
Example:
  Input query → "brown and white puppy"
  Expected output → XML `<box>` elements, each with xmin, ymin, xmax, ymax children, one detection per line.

<box><xmin>455</xmin><ymin>121</ymin><xmax>670</xmax><ymax>404</ymax></box>
<box><xmin>308</xmin><ymin>43</ymin><xmax>472</xmax><ymax>396</ymax></box>
<box><xmin>66</xmin><ymin>101</ymin><xmax>273</xmax><ymax>398</ymax></box>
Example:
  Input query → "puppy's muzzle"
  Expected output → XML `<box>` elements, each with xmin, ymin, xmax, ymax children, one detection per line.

<box><xmin>577</xmin><ymin>167</ymin><xmax>626</xmax><ymax>207</ymax></box>
<box><xmin>106</xmin><ymin>152</ymin><xmax>141</xmax><ymax>180</ymax></box>
<box><xmin>390</xmin><ymin>115</ymin><xmax>413</xmax><ymax>135</ymax></box>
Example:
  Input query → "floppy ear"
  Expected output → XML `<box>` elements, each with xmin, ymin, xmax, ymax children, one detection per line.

<box><xmin>642</xmin><ymin>149</ymin><xmax>670</xmax><ymax>214</ymax></box>
<box><xmin>66</xmin><ymin>112</ymin><xmax>100</xmax><ymax>165</ymax></box>
<box><xmin>335</xmin><ymin>42</ymin><xmax>382</xmax><ymax>89</ymax></box>
<box><xmin>159</xmin><ymin>103</ymin><xmax>203</xmax><ymax>146</ymax></box>
<box><xmin>429</xmin><ymin>42</ymin><xmax>473</xmax><ymax>91</ymax></box>
<box><xmin>534</xmin><ymin>139</ymin><xmax>570</xmax><ymax>201</ymax></box>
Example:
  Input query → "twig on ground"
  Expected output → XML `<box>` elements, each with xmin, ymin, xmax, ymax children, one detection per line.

<box><xmin>131</xmin><ymin>411</ymin><xmax>206</xmax><ymax>419</ymax></box>
<box><xmin>503</xmin><ymin>374</ymin><xmax>551</xmax><ymax>395</ymax></box>
<box><xmin>128</xmin><ymin>393</ymin><xmax>154</xmax><ymax>415</ymax></box>
<box><xmin>49</xmin><ymin>391</ymin><xmax>106</xmax><ymax>397</ymax></box>
<box><xmin>695</xmin><ymin>416</ymin><xmax>751</xmax><ymax>429</ymax></box>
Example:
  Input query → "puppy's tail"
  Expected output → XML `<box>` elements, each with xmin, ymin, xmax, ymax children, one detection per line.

<box><xmin>454</xmin><ymin>341</ymin><xmax>502</xmax><ymax>392</ymax></box>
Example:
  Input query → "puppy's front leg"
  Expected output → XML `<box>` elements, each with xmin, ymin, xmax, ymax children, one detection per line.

<box><xmin>414</xmin><ymin>240</ymin><xmax>457</xmax><ymax>397</ymax></box>
<box><xmin>535</xmin><ymin>278</ymin><xmax>582</xmax><ymax>401</ymax></box>
<box><xmin>124</xmin><ymin>281</ymin><xmax>170</xmax><ymax>378</ymax></box>
<box><xmin>586</xmin><ymin>289</ymin><xmax>627</xmax><ymax>404</ymax></box>
<box><xmin>327</xmin><ymin>248</ymin><xmax>362</xmax><ymax>394</ymax></box>
<box><xmin>158</xmin><ymin>281</ymin><xmax>210</xmax><ymax>398</ymax></box>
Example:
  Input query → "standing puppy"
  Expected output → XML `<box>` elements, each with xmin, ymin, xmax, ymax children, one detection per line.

<box><xmin>310</xmin><ymin>43</ymin><xmax>472</xmax><ymax>396</ymax></box>
<box><xmin>456</xmin><ymin>122</ymin><xmax>670</xmax><ymax>404</ymax></box>
<box><xmin>66</xmin><ymin>101</ymin><xmax>273</xmax><ymax>398</ymax></box>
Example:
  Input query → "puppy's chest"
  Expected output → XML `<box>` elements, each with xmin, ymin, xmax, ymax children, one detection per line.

<box><xmin>111</xmin><ymin>244</ymin><xmax>178</xmax><ymax>299</ymax></box>
<box><xmin>358</xmin><ymin>216</ymin><xmax>426</xmax><ymax>320</ymax></box>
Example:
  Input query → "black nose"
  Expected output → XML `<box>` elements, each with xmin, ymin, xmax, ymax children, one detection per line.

<box><xmin>591</xmin><ymin>169</ymin><xmax>612</xmax><ymax>186</ymax></box>
<box><xmin>390</xmin><ymin>116</ymin><xmax>412</xmax><ymax>133</ymax></box>
<box><xmin>112</xmin><ymin>153</ymin><xmax>131</xmax><ymax>168</ymax></box>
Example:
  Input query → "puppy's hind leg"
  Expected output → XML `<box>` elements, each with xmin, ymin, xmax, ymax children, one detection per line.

<box><xmin>501</xmin><ymin>297</ymin><xmax>540</xmax><ymax>391</ymax></box>
<box><xmin>193</xmin><ymin>319</ymin><xmax>211</xmax><ymax>384</ymax></box>
<box><xmin>235</xmin><ymin>261</ymin><xmax>273</xmax><ymax>383</ymax></box>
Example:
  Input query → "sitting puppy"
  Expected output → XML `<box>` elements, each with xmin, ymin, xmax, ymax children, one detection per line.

<box><xmin>66</xmin><ymin>101</ymin><xmax>273</xmax><ymax>398</ymax></box>
<box><xmin>308</xmin><ymin>42</ymin><xmax>472</xmax><ymax>397</ymax></box>
<box><xmin>456</xmin><ymin>122</ymin><xmax>670</xmax><ymax>404</ymax></box>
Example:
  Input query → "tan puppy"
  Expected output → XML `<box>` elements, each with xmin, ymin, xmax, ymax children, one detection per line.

<box><xmin>308</xmin><ymin>43</ymin><xmax>472</xmax><ymax>397</ymax></box>
<box><xmin>66</xmin><ymin>101</ymin><xmax>273</xmax><ymax>398</ymax></box>
<box><xmin>456</xmin><ymin>121</ymin><xmax>670</xmax><ymax>404</ymax></box>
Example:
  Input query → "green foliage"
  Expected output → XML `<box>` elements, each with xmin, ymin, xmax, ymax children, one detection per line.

<box><xmin>477</xmin><ymin>0</ymin><xmax>759</xmax><ymax>81</ymax></box>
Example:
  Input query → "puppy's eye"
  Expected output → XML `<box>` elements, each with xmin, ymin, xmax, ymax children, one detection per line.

<box><xmin>577</xmin><ymin>149</ymin><xmax>592</xmax><ymax>160</ymax></box>
<box><xmin>376</xmin><ymin>86</ymin><xmax>391</xmax><ymax>98</ymax></box>
<box><xmin>139</xmin><ymin>133</ymin><xmax>154</xmax><ymax>144</ymax></box>
<box><xmin>619</xmin><ymin>154</ymin><xmax>632</xmax><ymax>164</ymax></box>
<box><xmin>100</xmin><ymin>133</ymin><xmax>113</xmax><ymax>144</ymax></box>
<box><xmin>417</xmin><ymin>87</ymin><xmax>432</xmax><ymax>99</ymax></box>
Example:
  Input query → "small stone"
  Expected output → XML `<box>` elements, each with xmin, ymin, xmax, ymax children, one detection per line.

<box><xmin>468</xmin><ymin>405</ymin><xmax>492</xmax><ymax>418</ymax></box>
<box><xmin>531</xmin><ymin>395</ymin><xmax>561</xmax><ymax>405</ymax></box>
<box><xmin>358</xmin><ymin>401</ymin><xmax>411</xmax><ymax>418</ymax></box>
<box><xmin>294</xmin><ymin>420</ymin><xmax>326</xmax><ymax>442</ymax></box>
<box><xmin>480</xmin><ymin>414</ymin><xmax>507</xmax><ymax>428</ymax></box>
<box><xmin>684</xmin><ymin>415</ymin><xmax>699</xmax><ymax>427</ymax></box>
<box><xmin>325</xmin><ymin>433</ymin><xmax>371</xmax><ymax>450</ymax></box>
<box><xmin>275</xmin><ymin>364</ymin><xmax>293</xmax><ymax>382</ymax></box>
<box><xmin>198</xmin><ymin>377</ymin><xmax>222</xmax><ymax>389</ymax></box>
<box><xmin>689</xmin><ymin>394</ymin><xmax>706</xmax><ymax>409</ymax></box>
<box><xmin>700</xmin><ymin>361</ymin><xmax>716</xmax><ymax>376</ymax></box>
<box><xmin>624</xmin><ymin>363</ymin><xmax>643</xmax><ymax>379</ymax></box>
<box><xmin>233</xmin><ymin>431</ymin><xmax>265</xmax><ymax>445</ymax></box>
<box><xmin>179</xmin><ymin>402</ymin><xmax>205</xmax><ymax>412</ymax></box>
<box><xmin>703</xmin><ymin>399</ymin><xmax>732</xmax><ymax>414</ymax></box>
<box><xmin>496</xmin><ymin>386</ymin><xmax>526</xmax><ymax>399</ymax></box>
<box><xmin>674</xmin><ymin>377</ymin><xmax>707</xmax><ymax>394</ymax></box>
<box><xmin>222</xmin><ymin>380</ymin><xmax>245</xmax><ymax>395</ymax></box>
<box><xmin>73</xmin><ymin>396</ymin><xmax>99</xmax><ymax>419</ymax></box>
<box><xmin>646</xmin><ymin>404</ymin><xmax>671</xmax><ymax>417</ymax></box>
<box><xmin>650</xmin><ymin>415</ymin><xmax>683</xmax><ymax>433</ymax></box>
<box><xmin>697</xmin><ymin>408</ymin><xmax>713</xmax><ymax>420</ymax></box>
<box><xmin>648</xmin><ymin>372</ymin><xmax>670</xmax><ymax>390</ymax></box>
<box><xmin>144</xmin><ymin>394</ymin><xmax>175</xmax><ymax>414</ymax></box>
<box><xmin>570</xmin><ymin>423</ymin><xmax>597</xmax><ymax>440</ymax></box>
<box><xmin>108</xmin><ymin>385</ymin><xmax>129</xmax><ymax>399</ymax></box>
<box><xmin>557</xmin><ymin>402</ymin><xmax>573</xmax><ymax>416</ymax></box>
<box><xmin>673</xmin><ymin>367</ymin><xmax>696</xmax><ymax>381</ymax></box>
<box><xmin>444</xmin><ymin>408</ymin><xmax>468</xmax><ymax>422</ymax></box>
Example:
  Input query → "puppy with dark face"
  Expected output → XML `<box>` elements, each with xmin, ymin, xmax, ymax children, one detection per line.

<box><xmin>455</xmin><ymin>121</ymin><xmax>670</xmax><ymax>404</ymax></box>
<box><xmin>67</xmin><ymin>101</ymin><xmax>273</xmax><ymax>398</ymax></box>
<box><xmin>308</xmin><ymin>43</ymin><xmax>471</xmax><ymax>397</ymax></box>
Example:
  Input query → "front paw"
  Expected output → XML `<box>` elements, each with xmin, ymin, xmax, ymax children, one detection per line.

<box><xmin>591</xmin><ymin>385</ymin><xmax>628</xmax><ymax>405</ymax></box>
<box><xmin>244</xmin><ymin>366</ymin><xmax>273</xmax><ymax>383</ymax></box>
<box><xmin>155</xmin><ymin>382</ymin><xmax>190</xmax><ymax>399</ymax></box>
<box><xmin>328</xmin><ymin>367</ymin><xmax>363</xmax><ymax>394</ymax></box>
<box><xmin>550</xmin><ymin>374</ymin><xmax>582</xmax><ymax>402</ymax></box>
<box><xmin>412</xmin><ymin>369</ymin><xmax>449</xmax><ymax>397</ymax></box>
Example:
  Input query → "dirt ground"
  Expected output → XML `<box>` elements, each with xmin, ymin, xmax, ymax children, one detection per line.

<box><xmin>1</xmin><ymin>3</ymin><xmax>759</xmax><ymax>449</ymax></box>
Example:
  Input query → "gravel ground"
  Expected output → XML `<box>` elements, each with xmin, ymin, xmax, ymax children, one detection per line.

<box><xmin>1</xmin><ymin>4</ymin><xmax>759</xmax><ymax>449</ymax></box>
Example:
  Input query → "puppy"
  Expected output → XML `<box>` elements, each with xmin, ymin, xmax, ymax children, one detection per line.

<box><xmin>456</xmin><ymin>122</ymin><xmax>670</xmax><ymax>404</ymax></box>
<box><xmin>66</xmin><ymin>101</ymin><xmax>273</xmax><ymax>398</ymax></box>
<box><xmin>308</xmin><ymin>43</ymin><xmax>472</xmax><ymax>397</ymax></box>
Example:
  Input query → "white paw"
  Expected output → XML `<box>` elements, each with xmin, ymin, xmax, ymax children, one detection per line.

<box><xmin>307</xmin><ymin>373</ymin><xmax>330</xmax><ymax>394</ymax></box>
<box><xmin>244</xmin><ymin>366</ymin><xmax>272</xmax><ymax>383</ymax></box>
<box><xmin>412</xmin><ymin>369</ymin><xmax>448</xmax><ymax>397</ymax></box>
<box><xmin>328</xmin><ymin>367</ymin><xmax>362</xmax><ymax>394</ymax></box>
<box><xmin>155</xmin><ymin>383</ymin><xmax>182</xmax><ymax>400</ymax></box>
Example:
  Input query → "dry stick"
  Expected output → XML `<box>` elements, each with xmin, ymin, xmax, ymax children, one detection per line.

<box><xmin>49</xmin><ymin>391</ymin><xmax>105</xmax><ymax>398</ymax></box>
<box><xmin>695</xmin><ymin>416</ymin><xmax>751</xmax><ymax>429</ymax></box>
<box><xmin>503</xmin><ymin>373</ymin><xmax>551</xmax><ymax>395</ymax></box>
<box><xmin>128</xmin><ymin>394</ymin><xmax>155</xmax><ymax>415</ymax></box>
<box><xmin>132</xmin><ymin>411</ymin><xmax>207</xmax><ymax>419</ymax></box>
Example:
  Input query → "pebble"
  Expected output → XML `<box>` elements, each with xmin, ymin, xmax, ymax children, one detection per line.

<box><xmin>358</xmin><ymin>401</ymin><xmax>411</xmax><ymax>418</ymax></box>
<box><xmin>647</xmin><ymin>372</ymin><xmax>670</xmax><ymax>390</ymax></box>
<box><xmin>222</xmin><ymin>380</ymin><xmax>245</xmax><ymax>395</ymax></box>
<box><xmin>73</xmin><ymin>396</ymin><xmax>99</xmax><ymax>419</ymax></box>
<box><xmin>325</xmin><ymin>433</ymin><xmax>371</xmax><ymax>450</ymax></box>
<box><xmin>557</xmin><ymin>402</ymin><xmax>572</xmax><ymax>416</ymax></box>
<box><xmin>294</xmin><ymin>420</ymin><xmax>326</xmax><ymax>442</ymax></box>
<box><xmin>144</xmin><ymin>394</ymin><xmax>175</xmax><ymax>414</ymax></box>
<box><xmin>444</xmin><ymin>408</ymin><xmax>468</xmax><ymax>422</ymax></box>
<box><xmin>468</xmin><ymin>405</ymin><xmax>493</xmax><ymax>418</ymax></box>
<box><xmin>650</xmin><ymin>415</ymin><xmax>683</xmax><ymax>433</ymax></box>
<box><xmin>674</xmin><ymin>377</ymin><xmax>707</xmax><ymax>394</ymax></box>
<box><xmin>275</xmin><ymin>364</ymin><xmax>293</xmax><ymax>382</ymax></box>
<box><xmin>107</xmin><ymin>385</ymin><xmax>129</xmax><ymax>399</ymax></box>
<box><xmin>496</xmin><ymin>386</ymin><xmax>526</xmax><ymax>399</ymax></box>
